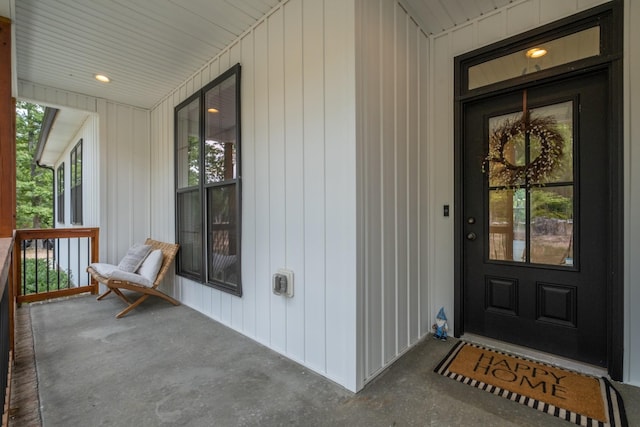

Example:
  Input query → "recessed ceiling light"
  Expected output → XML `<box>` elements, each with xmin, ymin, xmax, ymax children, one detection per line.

<box><xmin>526</xmin><ymin>48</ymin><xmax>547</xmax><ymax>58</ymax></box>
<box><xmin>95</xmin><ymin>74</ymin><xmax>111</xmax><ymax>83</ymax></box>
<box><xmin>208</xmin><ymin>108</ymin><xmax>219</xmax><ymax>113</ymax></box>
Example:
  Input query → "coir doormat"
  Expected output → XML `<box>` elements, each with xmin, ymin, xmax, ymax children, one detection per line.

<box><xmin>434</xmin><ymin>341</ymin><xmax>628</xmax><ymax>426</ymax></box>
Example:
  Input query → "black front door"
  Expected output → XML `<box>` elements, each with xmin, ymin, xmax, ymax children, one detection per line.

<box><xmin>462</xmin><ymin>70</ymin><xmax>610</xmax><ymax>367</ymax></box>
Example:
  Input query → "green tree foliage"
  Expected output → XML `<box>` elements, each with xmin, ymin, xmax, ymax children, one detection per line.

<box><xmin>21</xmin><ymin>258</ymin><xmax>71</xmax><ymax>294</ymax></box>
<box><xmin>532</xmin><ymin>190</ymin><xmax>572</xmax><ymax>220</ymax></box>
<box><xmin>16</xmin><ymin>102</ymin><xmax>53</xmax><ymax>229</ymax></box>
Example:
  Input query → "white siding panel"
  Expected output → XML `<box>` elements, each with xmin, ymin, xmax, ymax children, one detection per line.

<box><xmin>356</xmin><ymin>0</ymin><xmax>430</xmax><ymax>385</ymax></box>
<box><xmin>539</xmin><ymin>0</ymin><xmax>578</xmax><ymax>23</ymax></box>
<box><xmin>268</xmin><ymin>8</ymin><xmax>287</xmax><ymax>353</ymax></box>
<box><xmin>283</xmin><ymin>0</ymin><xmax>306</xmax><ymax>362</ymax></box>
<box><xmin>301</xmin><ymin>0</ymin><xmax>327</xmax><ymax>375</ymax></box>
<box><xmin>407</xmin><ymin>25</ymin><xmax>421</xmax><ymax>345</ymax></box>
<box><xmin>506</xmin><ymin>0</ymin><xmax>540</xmax><ymax>34</ymax></box>
<box><xmin>253</xmin><ymin>19</ymin><xmax>271</xmax><ymax>345</ymax></box>
<box><xmin>229</xmin><ymin>42</ymin><xmax>245</xmax><ymax>331</ymax></box>
<box><xmin>418</xmin><ymin>31</ymin><xmax>430</xmax><ymax>337</ymax></box>
<box><xmin>380</xmin><ymin>0</ymin><xmax>396</xmax><ymax>365</ymax></box>
<box><xmin>359</xmin><ymin>0</ymin><xmax>383</xmax><ymax>379</ymax></box>
<box><xmin>324</xmin><ymin>0</ymin><xmax>357</xmax><ymax>390</ymax></box>
<box><xmin>395</xmin><ymin>4</ymin><xmax>409</xmax><ymax>353</ymax></box>
<box><xmin>241</xmin><ymin>31</ymin><xmax>258</xmax><ymax>339</ymax></box>
<box><xmin>476</xmin><ymin>12</ymin><xmax>506</xmax><ymax>47</ymax></box>
<box><xmin>97</xmin><ymin>100</ymin><xmax>151</xmax><ymax>264</ymax></box>
<box><xmin>578</xmin><ymin>0</ymin><xmax>605</xmax><ymax>9</ymax></box>
<box><xmin>429</xmin><ymin>33</ymin><xmax>455</xmax><ymax>330</ymax></box>
<box><xmin>451</xmin><ymin>23</ymin><xmax>475</xmax><ymax>56</ymax></box>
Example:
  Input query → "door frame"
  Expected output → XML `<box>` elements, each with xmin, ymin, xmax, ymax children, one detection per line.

<box><xmin>453</xmin><ymin>1</ymin><xmax>624</xmax><ymax>380</ymax></box>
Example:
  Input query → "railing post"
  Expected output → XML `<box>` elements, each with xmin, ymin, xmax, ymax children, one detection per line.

<box><xmin>90</xmin><ymin>228</ymin><xmax>99</xmax><ymax>295</ymax></box>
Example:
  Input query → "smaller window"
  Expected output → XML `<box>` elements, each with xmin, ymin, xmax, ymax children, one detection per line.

<box><xmin>70</xmin><ymin>140</ymin><xmax>83</xmax><ymax>225</ymax></box>
<box><xmin>57</xmin><ymin>163</ymin><xmax>65</xmax><ymax>223</ymax></box>
<box><xmin>467</xmin><ymin>26</ymin><xmax>600</xmax><ymax>91</ymax></box>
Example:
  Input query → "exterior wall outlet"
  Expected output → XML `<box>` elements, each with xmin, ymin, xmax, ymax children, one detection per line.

<box><xmin>272</xmin><ymin>269</ymin><xmax>294</xmax><ymax>297</ymax></box>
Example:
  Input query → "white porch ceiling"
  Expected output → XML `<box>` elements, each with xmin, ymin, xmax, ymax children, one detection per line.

<box><xmin>402</xmin><ymin>0</ymin><xmax>513</xmax><ymax>35</ymax></box>
<box><xmin>13</xmin><ymin>0</ymin><xmax>512</xmax><ymax>110</ymax></box>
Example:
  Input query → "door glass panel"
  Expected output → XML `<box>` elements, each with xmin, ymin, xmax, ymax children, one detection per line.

<box><xmin>530</xmin><ymin>186</ymin><xmax>574</xmax><ymax>265</ymax></box>
<box><xmin>486</xmin><ymin>99</ymin><xmax>574</xmax><ymax>267</ymax></box>
<box><xmin>488</xmin><ymin>112</ymin><xmax>526</xmax><ymax>188</ymax></box>
<box><xmin>489</xmin><ymin>189</ymin><xmax>526</xmax><ymax>262</ymax></box>
<box><xmin>529</xmin><ymin>101</ymin><xmax>573</xmax><ymax>184</ymax></box>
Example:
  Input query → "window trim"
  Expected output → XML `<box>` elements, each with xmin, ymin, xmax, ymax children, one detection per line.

<box><xmin>70</xmin><ymin>139</ymin><xmax>83</xmax><ymax>225</ymax></box>
<box><xmin>57</xmin><ymin>163</ymin><xmax>65</xmax><ymax>224</ymax></box>
<box><xmin>174</xmin><ymin>64</ymin><xmax>242</xmax><ymax>296</ymax></box>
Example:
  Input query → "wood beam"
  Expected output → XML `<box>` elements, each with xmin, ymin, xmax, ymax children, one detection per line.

<box><xmin>0</xmin><ymin>17</ymin><xmax>15</xmax><ymax>237</ymax></box>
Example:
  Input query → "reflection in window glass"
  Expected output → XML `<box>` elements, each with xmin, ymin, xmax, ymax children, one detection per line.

<box><xmin>177</xmin><ymin>190</ymin><xmax>202</xmax><ymax>278</ymax></box>
<box><xmin>530</xmin><ymin>102</ymin><xmax>573</xmax><ymax>185</ymax></box>
<box><xmin>489</xmin><ymin>189</ymin><xmax>526</xmax><ymax>262</ymax></box>
<box><xmin>530</xmin><ymin>187</ymin><xmax>574</xmax><ymax>265</ymax></box>
<box><xmin>486</xmin><ymin>100</ymin><xmax>575</xmax><ymax>267</ymax></box>
<box><xmin>176</xmin><ymin>98</ymin><xmax>200</xmax><ymax>188</ymax></box>
<box><xmin>488</xmin><ymin>112</ymin><xmax>526</xmax><ymax>188</ymax></box>
<box><xmin>207</xmin><ymin>185</ymin><xmax>238</xmax><ymax>286</ymax></box>
<box><xmin>205</xmin><ymin>75</ymin><xmax>237</xmax><ymax>184</ymax></box>
<box><xmin>469</xmin><ymin>26</ymin><xmax>600</xmax><ymax>90</ymax></box>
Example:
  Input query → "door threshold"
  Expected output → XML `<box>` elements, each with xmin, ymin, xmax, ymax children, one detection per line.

<box><xmin>461</xmin><ymin>333</ymin><xmax>608</xmax><ymax>378</ymax></box>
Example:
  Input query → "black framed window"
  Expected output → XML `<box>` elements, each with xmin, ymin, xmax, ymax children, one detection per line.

<box><xmin>70</xmin><ymin>139</ymin><xmax>83</xmax><ymax>225</ymax></box>
<box><xmin>175</xmin><ymin>64</ymin><xmax>242</xmax><ymax>296</ymax></box>
<box><xmin>57</xmin><ymin>163</ymin><xmax>65</xmax><ymax>224</ymax></box>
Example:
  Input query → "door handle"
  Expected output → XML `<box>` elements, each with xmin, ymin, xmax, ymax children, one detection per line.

<box><xmin>466</xmin><ymin>232</ymin><xmax>477</xmax><ymax>241</ymax></box>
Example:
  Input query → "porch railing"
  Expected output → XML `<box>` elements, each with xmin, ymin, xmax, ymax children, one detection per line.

<box><xmin>13</xmin><ymin>228</ymin><xmax>99</xmax><ymax>304</ymax></box>
<box><xmin>0</xmin><ymin>237</ymin><xmax>12</xmax><ymax>426</ymax></box>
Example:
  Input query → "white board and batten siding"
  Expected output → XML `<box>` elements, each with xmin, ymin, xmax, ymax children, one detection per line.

<box><xmin>150</xmin><ymin>0</ymin><xmax>359</xmax><ymax>391</ymax></box>
<box><xmin>96</xmin><ymin>99</ymin><xmax>152</xmax><ymax>263</ymax></box>
<box><xmin>355</xmin><ymin>0</ymin><xmax>430</xmax><ymax>386</ymax></box>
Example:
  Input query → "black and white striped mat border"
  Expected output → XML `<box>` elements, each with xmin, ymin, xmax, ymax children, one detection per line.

<box><xmin>434</xmin><ymin>341</ymin><xmax>628</xmax><ymax>427</ymax></box>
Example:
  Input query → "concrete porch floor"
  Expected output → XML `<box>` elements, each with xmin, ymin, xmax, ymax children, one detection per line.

<box><xmin>9</xmin><ymin>294</ymin><xmax>640</xmax><ymax>426</ymax></box>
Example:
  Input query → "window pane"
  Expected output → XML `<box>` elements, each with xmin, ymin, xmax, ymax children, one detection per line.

<box><xmin>204</xmin><ymin>75</ymin><xmax>237</xmax><ymax>184</ymax></box>
<box><xmin>530</xmin><ymin>186</ymin><xmax>574</xmax><ymax>266</ymax></box>
<box><xmin>57</xmin><ymin>164</ymin><xmax>64</xmax><ymax>223</ymax></box>
<box><xmin>488</xmin><ymin>112</ymin><xmax>526</xmax><ymax>188</ymax></box>
<box><xmin>529</xmin><ymin>101</ymin><xmax>573</xmax><ymax>184</ymax></box>
<box><xmin>207</xmin><ymin>184</ymin><xmax>238</xmax><ymax>286</ymax></box>
<box><xmin>177</xmin><ymin>189</ymin><xmax>202</xmax><ymax>278</ymax></box>
<box><xmin>75</xmin><ymin>142</ymin><xmax>82</xmax><ymax>186</ymax></box>
<box><xmin>469</xmin><ymin>26</ymin><xmax>600</xmax><ymax>90</ymax></box>
<box><xmin>489</xmin><ymin>189</ymin><xmax>526</xmax><ymax>262</ymax></box>
<box><xmin>70</xmin><ymin>141</ymin><xmax>82</xmax><ymax>225</ymax></box>
<box><xmin>176</xmin><ymin>98</ymin><xmax>201</xmax><ymax>188</ymax></box>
